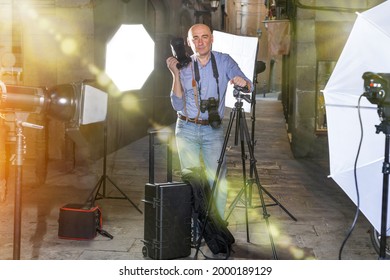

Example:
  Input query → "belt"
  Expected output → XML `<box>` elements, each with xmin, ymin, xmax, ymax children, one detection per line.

<box><xmin>178</xmin><ymin>114</ymin><xmax>209</xmax><ymax>125</ymax></box>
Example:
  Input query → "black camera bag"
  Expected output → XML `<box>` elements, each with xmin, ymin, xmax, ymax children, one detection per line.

<box><xmin>182</xmin><ymin>168</ymin><xmax>235</xmax><ymax>258</ymax></box>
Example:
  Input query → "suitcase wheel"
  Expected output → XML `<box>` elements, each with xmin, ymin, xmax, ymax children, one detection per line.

<box><xmin>142</xmin><ymin>246</ymin><xmax>148</xmax><ymax>258</ymax></box>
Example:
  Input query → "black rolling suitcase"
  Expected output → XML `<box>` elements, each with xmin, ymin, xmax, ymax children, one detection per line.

<box><xmin>141</xmin><ymin>129</ymin><xmax>192</xmax><ymax>260</ymax></box>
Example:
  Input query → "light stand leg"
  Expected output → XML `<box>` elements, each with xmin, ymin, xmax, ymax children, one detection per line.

<box><xmin>248</xmin><ymin>80</ymin><xmax>257</xmax><ymax>207</ymax></box>
<box><xmin>90</xmin><ymin>120</ymin><xmax>142</xmax><ymax>214</ymax></box>
<box><xmin>379</xmin><ymin>133</ymin><xmax>390</xmax><ymax>259</ymax></box>
<box><xmin>0</xmin><ymin>120</ymin><xmax>7</xmax><ymax>202</ymax></box>
<box><xmin>13</xmin><ymin>125</ymin><xmax>23</xmax><ymax>260</ymax></box>
<box><xmin>12</xmin><ymin>119</ymin><xmax>44</xmax><ymax>259</ymax></box>
<box><xmin>238</xmin><ymin>107</ymin><xmax>278</xmax><ymax>259</ymax></box>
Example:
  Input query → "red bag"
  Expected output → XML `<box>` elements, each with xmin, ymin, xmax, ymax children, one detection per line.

<box><xmin>58</xmin><ymin>203</ymin><xmax>112</xmax><ymax>240</ymax></box>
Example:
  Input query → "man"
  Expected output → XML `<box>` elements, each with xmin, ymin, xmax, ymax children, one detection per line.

<box><xmin>166</xmin><ymin>24</ymin><xmax>253</xmax><ymax>218</ymax></box>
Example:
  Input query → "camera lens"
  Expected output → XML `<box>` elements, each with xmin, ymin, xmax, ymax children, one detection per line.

<box><xmin>200</xmin><ymin>100</ymin><xmax>208</xmax><ymax>113</ymax></box>
<box><xmin>205</xmin><ymin>97</ymin><xmax>221</xmax><ymax>128</ymax></box>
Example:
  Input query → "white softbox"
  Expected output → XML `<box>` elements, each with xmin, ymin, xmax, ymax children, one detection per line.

<box><xmin>212</xmin><ymin>31</ymin><xmax>258</xmax><ymax>112</ymax></box>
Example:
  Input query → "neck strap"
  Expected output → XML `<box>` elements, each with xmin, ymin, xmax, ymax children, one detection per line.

<box><xmin>193</xmin><ymin>52</ymin><xmax>220</xmax><ymax>101</ymax></box>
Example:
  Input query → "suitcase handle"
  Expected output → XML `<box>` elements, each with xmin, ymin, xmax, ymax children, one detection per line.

<box><xmin>141</xmin><ymin>198</ymin><xmax>155</xmax><ymax>207</ymax></box>
<box><xmin>148</xmin><ymin>129</ymin><xmax>173</xmax><ymax>183</ymax></box>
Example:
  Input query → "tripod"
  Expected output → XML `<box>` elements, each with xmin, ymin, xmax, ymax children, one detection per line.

<box><xmin>87</xmin><ymin>120</ymin><xmax>142</xmax><ymax>214</ymax></box>
<box><xmin>209</xmin><ymin>87</ymin><xmax>280</xmax><ymax>259</ymax></box>
<box><xmin>374</xmin><ymin>120</ymin><xmax>390</xmax><ymax>259</ymax></box>
<box><xmin>231</xmin><ymin>64</ymin><xmax>296</xmax><ymax>221</ymax></box>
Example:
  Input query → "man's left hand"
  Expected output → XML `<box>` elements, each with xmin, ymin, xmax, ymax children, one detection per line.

<box><xmin>230</xmin><ymin>76</ymin><xmax>249</xmax><ymax>89</ymax></box>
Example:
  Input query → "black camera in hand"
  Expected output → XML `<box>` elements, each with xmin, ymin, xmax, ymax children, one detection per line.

<box><xmin>200</xmin><ymin>97</ymin><xmax>221</xmax><ymax>129</ymax></box>
<box><xmin>170</xmin><ymin>37</ymin><xmax>191</xmax><ymax>69</ymax></box>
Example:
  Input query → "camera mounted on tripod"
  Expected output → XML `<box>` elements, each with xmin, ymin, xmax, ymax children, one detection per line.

<box><xmin>233</xmin><ymin>85</ymin><xmax>251</xmax><ymax>104</ymax></box>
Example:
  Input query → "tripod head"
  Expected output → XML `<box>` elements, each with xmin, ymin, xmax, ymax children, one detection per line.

<box><xmin>233</xmin><ymin>85</ymin><xmax>251</xmax><ymax>104</ymax></box>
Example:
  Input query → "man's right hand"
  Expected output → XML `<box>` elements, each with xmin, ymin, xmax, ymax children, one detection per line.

<box><xmin>166</xmin><ymin>56</ymin><xmax>180</xmax><ymax>76</ymax></box>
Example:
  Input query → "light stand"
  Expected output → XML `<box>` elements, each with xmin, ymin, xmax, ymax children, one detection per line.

<box><xmin>246</xmin><ymin>60</ymin><xmax>269</xmax><ymax>209</ymax></box>
<box><xmin>87</xmin><ymin>119</ymin><xmax>142</xmax><ymax>214</ymax></box>
<box><xmin>12</xmin><ymin>114</ymin><xmax>43</xmax><ymax>260</ymax></box>
<box><xmin>373</xmin><ymin>113</ymin><xmax>390</xmax><ymax>260</ymax></box>
<box><xmin>13</xmin><ymin>121</ymin><xmax>23</xmax><ymax>260</ymax></box>
<box><xmin>1</xmin><ymin>82</ymin><xmax>111</xmax><ymax>258</ymax></box>
<box><xmin>362</xmin><ymin>72</ymin><xmax>390</xmax><ymax>259</ymax></box>
<box><xmin>102</xmin><ymin>23</ymin><xmax>154</xmax><ymax>212</ymax></box>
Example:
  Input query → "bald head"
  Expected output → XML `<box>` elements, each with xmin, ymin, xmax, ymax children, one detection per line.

<box><xmin>187</xmin><ymin>24</ymin><xmax>214</xmax><ymax>60</ymax></box>
<box><xmin>188</xmin><ymin>24</ymin><xmax>212</xmax><ymax>38</ymax></box>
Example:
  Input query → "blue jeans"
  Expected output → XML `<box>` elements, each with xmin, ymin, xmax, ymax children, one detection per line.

<box><xmin>175</xmin><ymin>118</ymin><xmax>227</xmax><ymax>218</ymax></box>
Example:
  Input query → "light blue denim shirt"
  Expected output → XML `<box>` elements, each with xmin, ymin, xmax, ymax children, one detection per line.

<box><xmin>170</xmin><ymin>51</ymin><xmax>253</xmax><ymax>120</ymax></box>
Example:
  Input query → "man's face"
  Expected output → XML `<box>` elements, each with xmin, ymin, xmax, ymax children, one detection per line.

<box><xmin>187</xmin><ymin>24</ymin><xmax>213</xmax><ymax>57</ymax></box>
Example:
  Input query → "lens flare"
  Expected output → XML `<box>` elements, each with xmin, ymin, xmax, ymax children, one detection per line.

<box><xmin>61</xmin><ymin>38</ymin><xmax>78</xmax><ymax>56</ymax></box>
<box><xmin>121</xmin><ymin>94</ymin><xmax>139</xmax><ymax>112</ymax></box>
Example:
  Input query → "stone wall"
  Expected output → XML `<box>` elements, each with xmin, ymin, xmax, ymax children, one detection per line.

<box><xmin>288</xmin><ymin>0</ymin><xmax>385</xmax><ymax>158</ymax></box>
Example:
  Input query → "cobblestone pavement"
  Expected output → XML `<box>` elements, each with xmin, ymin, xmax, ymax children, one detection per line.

<box><xmin>0</xmin><ymin>93</ymin><xmax>380</xmax><ymax>260</ymax></box>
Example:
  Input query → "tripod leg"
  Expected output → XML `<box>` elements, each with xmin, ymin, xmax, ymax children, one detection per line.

<box><xmin>240</xmin><ymin>109</ymin><xmax>278</xmax><ymax>260</ymax></box>
<box><xmin>225</xmin><ymin>104</ymin><xmax>252</xmax><ymax>222</ymax></box>
<box><xmin>211</xmin><ymin>110</ymin><xmax>236</xmax><ymax>195</ymax></box>
<box><xmin>225</xmin><ymin>113</ymin><xmax>255</xmax><ymax>223</ymax></box>
<box><xmin>238</xmin><ymin>111</ymin><xmax>250</xmax><ymax>242</ymax></box>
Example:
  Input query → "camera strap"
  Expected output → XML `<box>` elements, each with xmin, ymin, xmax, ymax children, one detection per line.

<box><xmin>191</xmin><ymin>64</ymin><xmax>201</xmax><ymax>121</ymax></box>
<box><xmin>193</xmin><ymin>52</ymin><xmax>220</xmax><ymax>103</ymax></box>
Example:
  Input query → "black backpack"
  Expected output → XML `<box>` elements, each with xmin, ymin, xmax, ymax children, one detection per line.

<box><xmin>182</xmin><ymin>167</ymin><xmax>235</xmax><ymax>259</ymax></box>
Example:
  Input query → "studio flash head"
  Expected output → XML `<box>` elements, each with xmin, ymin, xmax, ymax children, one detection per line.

<box><xmin>362</xmin><ymin>72</ymin><xmax>390</xmax><ymax>123</ymax></box>
<box><xmin>362</xmin><ymin>72</ymin><xmax>390</xmax><ymax>105</ymax></box>
<box><xmin>0</xmin><ymin>81</ymin><xmax>108</xmax><ymax>146</ymax></box>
